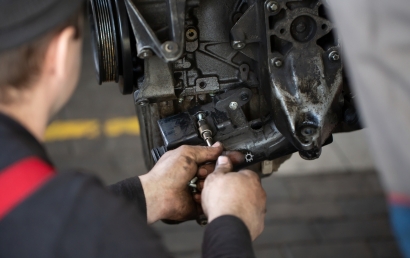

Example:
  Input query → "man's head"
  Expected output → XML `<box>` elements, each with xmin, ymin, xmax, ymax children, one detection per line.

<box><xmin>0</xmin><ymin>1</ymin><xmax>85</xmax><ymax>120</ymax></box>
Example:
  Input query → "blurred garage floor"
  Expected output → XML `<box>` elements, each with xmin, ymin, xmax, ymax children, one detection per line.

<box><xmin>44</xmin><ymin>34</ymin><xmax>402</xmax><ymax>258</ymax></box>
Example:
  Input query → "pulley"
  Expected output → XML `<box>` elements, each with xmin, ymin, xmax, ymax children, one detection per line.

<box><xmin>88</xmin><ymin>0</ymin><xmax>134</xmax><ymax>94</ymax></box>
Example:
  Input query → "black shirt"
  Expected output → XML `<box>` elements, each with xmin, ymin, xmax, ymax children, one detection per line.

<box><xmin>0</xmin><ymin>113</ymin><xmax>255</xmax><ymax>257</ymax></box>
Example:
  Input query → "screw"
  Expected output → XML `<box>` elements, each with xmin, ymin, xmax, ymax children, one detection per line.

<box><xmin>241</xmin><ymin>93</ymin><xmax>249</xmax><ymax>101</ymax></box>
<box><xmin>137</xmin><ymin>99</ymin><xmax>149</xmax><ymax>106</ymax></box>
<box><xmin>163</xmin><ymin>41</ymin><xmax>179</xmax><ymax>54</ymax></box>
<box><xmin>266</xmin><ymin>1</ymin><xmax>279</xmax><ymax>12</ymax></box>
<box><xmin>271</xmin><ymin>58</ymin><xmax>283</xmax><ymax>67</ymax></box>
<box><xmin>138</xmin><ymin>49</ymin><xmax>152</xmax><ymax>59</ymax></box>
<box><xmin>329</xmin><ymin>51</ymin><xmax>340</xmax><ymax>61</ymax></box>
<box><xmin>229</xmin><ymin>102</ymin><xmax>239</xmax><ymax>110</ymax></box>
<box><xmin>190</xmin><ymin>177</ymin><xmax>198</xmax><ymax>184</ymax></box>
<box><xmin>197</xmin><ymin>113</ymin><xmax>205</xmax><ymax>120</ymax></box>
<box><xmin>232</xmin><ymin>41</ymin><xmax>246</xmax><ymax>50</ymax></box>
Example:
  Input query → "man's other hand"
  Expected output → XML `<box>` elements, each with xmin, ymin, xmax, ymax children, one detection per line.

<box><xmin>201</xmin><ymin>156</ymin><xmax>267</xmax><ymax>241</ymax></box>
<box><xmin>139</xmin><ymin>143</ymin><xmax>223</xmax><ymax>224</ymax></box>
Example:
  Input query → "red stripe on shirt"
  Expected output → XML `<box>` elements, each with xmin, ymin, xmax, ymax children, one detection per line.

<box><xmin>0</xmin><ymin>157</ymin><xmax>55</xmax><ymax>220</ymax></box>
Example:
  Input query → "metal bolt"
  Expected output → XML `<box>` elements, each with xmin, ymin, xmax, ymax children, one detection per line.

<box><xmin>266</xmin><ymin>1</ymin><xmax>279</xmax><ymax>12</ymax></box>
<box><xmin>163</xmin><ymin>41</ymin><xmax>179</xmax><ymax>54</ymax></box>
<box><xmin>271</xmin><ymin>58</ymin><xmax>283</xmax><ymax>67</ymax></box>
<box><xmin>137</xmin><ymin>99</ymin><xmax>149</xmax><ymax>106</ymax></box>
<box><xmin>197</xmin><ymin>113</ymin><xmax>205</xmax><ymax>120</ymax></box>
<box><xmin>329</xmin><ymin>51</ymin><xmax>340</xmax><ymax>61</ymax></box>
<box><xmin>138</xmin><ymin>49</ymin><xmax>152</xmax><ymax>59</ymax></box>
<box><xmin>241</xmin><ymin>93</ymin><xmax>249</xmax><ymax>101</ymax></box>
<box><xmin>189</xmin><ymin>177</ymin><xmax>199</xmax><ymax>193</ymax></box>
<box><xmin>190</xmin><ymin>177</ymin><xmax>198</xmax><ymax>184</ymax></box>
<box><xmin>229</xmin><ymin>102</ymin><xmax>239</xmax><ymax>110</ymax></box>
<box><xmin>232</xmin><ymin>41</ymin><xmax>246</xmax><ymax>50</ymax></box>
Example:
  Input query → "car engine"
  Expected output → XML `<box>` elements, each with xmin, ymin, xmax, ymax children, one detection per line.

<box><xmin>89</xmin><ymin>0</ymin><xmax>361</xmax><ymax>175</ymax></box>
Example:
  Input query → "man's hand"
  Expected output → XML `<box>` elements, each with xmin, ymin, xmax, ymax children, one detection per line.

<box><xmin>201</xmin><ymin>156</ymin><xmax>267</xmax><ymax>241</ymax></box>
<box><xmin>139</xmin><ymin>143</ymin><xmax>223</xmax><ymax>224</ymax></box>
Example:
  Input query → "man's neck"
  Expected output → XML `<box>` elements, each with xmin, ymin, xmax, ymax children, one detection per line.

<box><xmin>0</xmin><ymin>89</ymin><xmax>50</xmax><ymax>142</ymax></box>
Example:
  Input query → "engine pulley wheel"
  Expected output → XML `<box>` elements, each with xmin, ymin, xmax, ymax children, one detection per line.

<box><xmin>89</xmin><ymin>0</ymin><xmax>119</xmax><ymax>84</ymax></box>
<box><xmin>113</xmin><ymin>0</ymin><xmax>135</xmax><ymax>95</ymax></box>
<box><xmin>290</xmin><ymin>15</ymin><xmax>317</xmax><ymax>43</ymax></box>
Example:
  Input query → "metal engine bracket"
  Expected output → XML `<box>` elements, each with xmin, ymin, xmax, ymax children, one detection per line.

<box><xmin>152</xmin><ymin>88</ymin><xmax>333</xmax><ymax>171</ymax></box>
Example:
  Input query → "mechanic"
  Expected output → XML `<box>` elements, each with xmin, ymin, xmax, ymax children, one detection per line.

<box><xmin>0</xmin><ymin>1</ymin><xmax>266</xmax><ymax>257</ymax></box>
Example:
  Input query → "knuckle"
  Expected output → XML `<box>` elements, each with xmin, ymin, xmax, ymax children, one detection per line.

<box><xmin>178</xmin><ymin>145</ymin><xmax>191</xmax><ymax>154</ymax></box>
<box><xmin>161</xmin><ymin>150</ymin><xmax>173</xmax><ymax>159</ymax></box>
<box><xmin>242</xmin><ymin>170</ymin><xmax>259</xmax><ymax>179</ymax></box>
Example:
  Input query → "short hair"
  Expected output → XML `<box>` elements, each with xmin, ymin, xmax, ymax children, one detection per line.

<box><xmin>0</xmin><ymin>6</ymin><xmax>85</xmax><ymax>103</ymax></box>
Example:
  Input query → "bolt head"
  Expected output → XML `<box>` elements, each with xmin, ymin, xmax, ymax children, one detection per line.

<box><xmin>197</xmin><ymin>113</ymin><xmax>205</xmax><ymax>120</ymax></box>
<box><xmin>241</xmin><ymin>93</ymin><xmax>249</xmax><ymax>101</ymax></box>
<box><xmin>138</xmin><ymin>49</ymin><xmax>152</xmax><ymax>59</ymax></box>
<box><xmin>329</xmin><ymin>51</ymin><xmax>340</xmax><ymax>61</ymax></box>
<box><xmin>137</xmin><ymin>100</ymin><xmax>149</xmax><ymax>106</ymax></box>
<box><xmin>163</xmin><ymin>41</ymin><xmax>179</xmax><ymax>54</ymax></box>
<box><xmin>271</xmin><ymin>58</ymin><xmax>283</xmax><ymax>67</ymax></box>
<box><xmin>229</xmin><ymin>102</ymin><xmax>239</xmax><ymax>110</ymax></box>
<box><xmin>233</xmin><ymin>42</ymin><xmax>245</xmax><ymax>50</ymax></box>
<box><xmin>267</xmin><ymin>1</ymin><xmax>279</xmax><ymax>12</ymax></box>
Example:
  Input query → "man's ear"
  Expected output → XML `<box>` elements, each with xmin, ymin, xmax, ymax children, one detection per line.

<box><xmin>42</xmin><ymin>27</ymin><xmax>78</xmax><ymax>84</ymax></box>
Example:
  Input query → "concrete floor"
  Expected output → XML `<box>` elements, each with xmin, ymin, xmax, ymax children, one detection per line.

<box><xmin>44</xmin><ymin>35</ymin><xmax>402</xmax><ymax>258</ymax></box>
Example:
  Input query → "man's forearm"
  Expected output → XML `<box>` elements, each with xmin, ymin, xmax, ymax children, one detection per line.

<box><xmin>109</xmin><ymin>177</ymin><xmax>147</xmax><ymax>221</ymax></box>
<box><xmin>203</xmin><ymin>215</ymin><xmax>255</xmax><ymax>258</ymax></box>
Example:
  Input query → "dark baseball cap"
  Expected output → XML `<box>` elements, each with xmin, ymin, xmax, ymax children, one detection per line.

<box><xmin>0</xmin><ymin>0</ymin><xmax>85</xmax><ymax>52</ymax></box>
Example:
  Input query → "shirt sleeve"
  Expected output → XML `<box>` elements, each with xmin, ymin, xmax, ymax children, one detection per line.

<box><xmin>202</xmin><ymin>215</ymin><xmax>256</xmax><ymax>258</ymax></box>
<box><xmin>109</xmin><ymin>176</ymin><xmax>147</xmax><ymax>221</ymax></box>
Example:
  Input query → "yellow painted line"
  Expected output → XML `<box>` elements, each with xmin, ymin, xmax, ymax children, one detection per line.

<box><xmin>45</xmin><ymin>120</ymin><xmax>100</xmax><ymax>142</ymax></box>
<box><xmin>45</xmin><ymin>117</ymin><xmax>140</xmax><ymax>142</ymax></box>
<box><xmin>104</xmin><ymin>117</ymin><xmax>140</xmax><ymax>137</ymax></box>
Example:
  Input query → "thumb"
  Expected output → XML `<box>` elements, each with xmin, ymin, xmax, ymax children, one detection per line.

<box><xmin>213</xmin><ymin>156</ymin><xmax>233</xmax><ymax>174</ymax></box>
<box><xmin>189</xmin><ymin>142</ymin><xmax>224</xmax><ymax>164</ymax></box>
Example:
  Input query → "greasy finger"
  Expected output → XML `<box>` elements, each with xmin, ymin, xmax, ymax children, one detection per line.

<box><xmin>190</xmin><ymin>142</ymin><xmax>224</xmax><ymax>164</ymax></box>
<box><xmin>223</xmin><ymin>151</ymin><xmax>245</xmax><ymax>165</ymax></box>
<box><xmin>213</xmin><ymin>156</ymin><xmax>233</xmax><ymax>174</ymax></box>
<box><xmin>197</xmin><ymin>163</ymin><xmax>216</xmax><ymax>178</ymax></box>
<box><xmin>194</xmin><ymin>194</ymin><xmax>201</xmax><ymax>203</ymax></box>
<box><xmin>197</xmin><ymin>180</ymin><xmax>205</xmax><ymax>191</ymax></box>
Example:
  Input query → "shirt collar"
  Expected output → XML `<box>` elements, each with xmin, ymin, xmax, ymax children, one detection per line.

<box><xmin>0</xmin><ymin>112</ymin><xmax>52</xmax><ymax>170</ymax></box>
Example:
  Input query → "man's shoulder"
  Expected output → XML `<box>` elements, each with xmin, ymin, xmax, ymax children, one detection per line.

<box><xmin>0</xmin><ymin>170</ymin><xmax>148</xmax><ymax>258</ymax></box>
